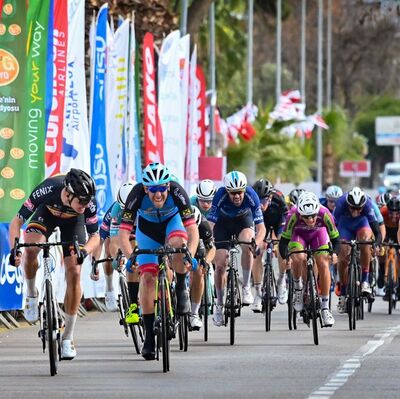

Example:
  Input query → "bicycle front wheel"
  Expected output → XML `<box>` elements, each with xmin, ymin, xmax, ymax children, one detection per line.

<box><xmin>308</xmin><ymin>268</ymin><xmax>319</xmax><ymax>346</ymax></box>
<box><xmin>228</xmin><ymin>268</ymin><xmax>236</xmax><ymax>345</ymax></box>
<box><xmin>287</xmin><ymin>270</ymin><xmax>296</xmax><ymax>330</ymax></box>
<box><xmin>45</xmin><ymin>279</ymin><xmax>58</xmax><ymax>376</ymax></box>
<box><xmin>263</xmin><ymin>265</ymin><xmax>272</xmax><ymax>332</ymax></box>
<box><xmin>388</xmin><ymin>260</ymin><xmax>395</xmax><ymax>315</ymax></box>
<box><xmin>159</xmin><ymin>277</ymin><xmax>170</xmax><ymax>373</ymax></box>
<box><xmin>348</xmin><ymin>263</ymin><xmax>357</xmax><ymax>331</ymax></box>
<box><xmin>178</xmin><ymin>314</ymin><xmax>189</xmax><ymax>351</ymax></box>
<box><xmin>203</xmin><ymin>267</ymin><xmax>209</xmax><ymax>342</ymax></box>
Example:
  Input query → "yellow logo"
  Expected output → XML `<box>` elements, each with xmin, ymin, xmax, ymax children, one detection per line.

<box><xmin>0</xmin><ymin>127</ymin><xmax>15</xmax><ymax>139</ymax></box>
<box><xmin>9</xmin><ymin>24</ymin><xmax>21</xmax><ymax>36</ymax></box>
<box><xmin>0</xmin><ymin>149</ymin><xmax>4</xmax><ymax>159</ymax></box>
<box><xmin>10</xmin><ymin>188</ymin><xmax>25</xmax><ymax>200</ymax></box>
<box><xmin>0</xmin><ymin>188</ymin><xmax>4</xmax><ymax>199</ymax></box>
<box><xmin>1</xmin><ymin>166</ymin><xmax>14</xmax><ymax>179</ymax></box>
<box><xmin>0</xmin><ymin>49</ymin><xmax>19</xmax><ymax>86</ymax></box>
<box><xmin>10</xmin><ymin>147</ymin><xmax>24</xmax><ymax>159</ymax></box>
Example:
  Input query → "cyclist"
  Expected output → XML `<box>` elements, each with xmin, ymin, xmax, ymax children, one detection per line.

<box><xmin>287</xmin><ymin>188</ymin><xmax>305</xmax><ymax>210</ymax></box>
<box><xmin>190</xmin><ymin>206</ymin><xmax>216</xmax><ymax>330</ymax></box>
<box><xmin>378</xmin><ymin>196</ymin><xmax>400</xmax><ymax>299</ymax></box>
<box><xmin>251</xmin><ymin>178</ymin><xmax>288</xmax><ymax>311</ymax></box>
<box><xmin>190</xmin><ymin>179</ymin><xmax>217</xmax><ymax>218</ymax></box>
<box><xmin>279</xmin><ymin>191</ymin><xmax>340</xmax><ymax>327</ymax></box>
<box><xmin>8</xmin><ymin>168</ymin><xmax>99</xmax><ymax>360</ymax></box>
<box><xmin>207</xmin><ymin>171</ymin><xmax>266</xmax><ymax>326</ymax></box>
<box><xmin>118</xmin><ymin>162</ymin><xmax>199</xmax><ymax>360</ymax></box>
<box><xmin>320</xmin><ymin>185</ymin><xmax>343</xmax><ymax>213</ymax></box>
<box><xmin>376</xmin><ymin>192</ymin><xmax>391</xmax><ymax>209</ymax></box>
<box><xmin>334</xmin><ymin>187</ymin><xmax>382</xmax><ymax>313</ymax></box>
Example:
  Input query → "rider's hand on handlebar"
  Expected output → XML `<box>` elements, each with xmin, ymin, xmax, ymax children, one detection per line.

<box><xmin>9</xmin><ymin>247</ymin><xmax>22</xmax><ymax>267</ymax></box>
<box><xmin>90</xmin><ymin>259</ymin><xmax>99</xmax><ymax>281</ymax></box>
<box><xmin>183</xmin><ymin>255</ymin><xmax>198</xmax><ymax>272</ymax></box>
<box><xmin>331</xmin><ymin>253</ymin><xmax>338</xmax><ymax>265</ymax></box>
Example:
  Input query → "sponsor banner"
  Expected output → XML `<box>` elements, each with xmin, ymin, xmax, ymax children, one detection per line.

<box><xmin>90</xmin><ymin>4</ymin><xmax>113</xmax><ymax>220</ymax></box>
<box><xmin>127</xmin><ymin>18</ymin><xmax>141</xmax><ymax>183</ymax></box>
<box><xmin>143</xmin><ymin>32</ymin><xmax>163</xmax><ymax>164</ymax></box>
<box><xmin>196</xmin><ymin>66</ymin><xmax>207</xmax><ymax>157</ymax></box>
<box><xmin>45</xmin><ymin>0</ymin><xmax>68</xmax><ymax>177</ymax></box>
<box><xmin>158</xmin><ymin>30</ymin><xmax>181</xmax><ymax>178</ymax></box>
<box><xmin>61</xmin><ymin>0</ymin><xmax>90</xmax><ymax>173</ymax></box>
<box><xmin>0</xmin><ymin>223</ymin><xmax>23</xmax><ymax>311</ymax></box>
<box><xmin>0</xmin><ymin>0</ymin><xmax>47</xmax><ymax>222</ymax></box>
<box><xmin>105</xmin><ymin>19</ymin><xmax>130</xmax><ymax>196</ymax></box>
<box><xmin>185</xmin><ymin>46</ymin><xmax>199</xmax><ymax>190</ymax></box>
<box><xmin>45</xmin><ymin>0</ymin><xmax>54</xmax><ymax>131</ymax></box>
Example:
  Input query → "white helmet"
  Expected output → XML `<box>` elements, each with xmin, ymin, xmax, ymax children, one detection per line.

<box><xmin>224</xmin><ymin>171</ymin><xmax>247</xmax><ymax>192</ymax></box>
<box><xmin>196</xmin><ymin>179</ymin><xmax>216</xmax><ymax>200</ymax></box>
<box><xmin>192</xmin><ymin>206</ymin><xmax>202</xmax><ymax>226</ymax></box>
<box><xmin>346</xmin><ymin>186</ymin><xmax>366</xmax><ymax>208</ymax></box>
<box><xmin>297</xmin><ymin>191</ymin><xmax>320</xmax><ymax>216</ymax></box>
<box><xmin>326</xmin><ymin>185</ymin><xmax>343</xmax><ymax>200</ymax></box>
<box><xmin>117</xmin><ymin>182</ymin><xmax>135</xmax><ymax>208</ymax></box>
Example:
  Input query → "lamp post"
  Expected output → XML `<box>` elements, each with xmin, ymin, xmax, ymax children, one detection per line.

<box><xmin>317</xmin><ymin>0</ymin><xmax>324</xmax><ymax>186</ymax></box>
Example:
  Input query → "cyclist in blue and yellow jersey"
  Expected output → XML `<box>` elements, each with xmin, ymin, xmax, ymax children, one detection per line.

<box><xmin>118</xmin><ymin>163</ymin><xmax>199</xmax><ymax>360</ymax></box>
<box><xmin>279</xmin><ymin>192</ymin><xmax>341</xmax><ymax>327</ymax></box>
<box><xmin>320</xmin><ymin>185</ymin><xmax>343</xmax><ymax>213</ymax></box>
<box><xmin>251</xmin><ymin>178</ymin><xmax>288</xmax><ymax>311</ymax></box>
<box><xmin>334</xmin><ymin>187</ymin><xmax>382</xmax><ymax>313</ymax></box>
<box><xmin>190</xmin><ymin>179</ymin><xmax>217</xmax><ymax>218</ymax></box>
<box><xmin>8</xmin><ymin>168</ymin><xmax>99</xmax><ymax>360</ymax></box>
<box><xmin>207</xmin><ymin>171</ymin><xmax>266</xmax><ymax>326</ymax></box>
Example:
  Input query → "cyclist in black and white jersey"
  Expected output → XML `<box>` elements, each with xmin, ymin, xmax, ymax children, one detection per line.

<box><xmin>8</xmin><ymin>169</ymin><xmax>99</xmax><ymax>360</ymax></box>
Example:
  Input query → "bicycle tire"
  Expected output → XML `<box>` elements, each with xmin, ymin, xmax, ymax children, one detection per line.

<box><xmin>178</xmin><ymin>314</ymin><xmax>189</xmax><ymax>352</ymax></box>
<box><xmin>287</xmin><ymin>270</ymin><xmax>295</xmax><ymax>330</ymax></box>
<box><xmin>120</xmin><ymin>277</ymin><xmax>141</xmax><ymax>354</ymax></box>
<box><xmin>203</xmin><ymin>266</ymin><xmax>209</xmax><ymax>342</ymax></box>
<box><xmin>308</xmin><ymin>268</ymin><xmax>319</xmax><ymax>346</ymax></box>
<box><xmin>348</xmin><ymin>263</ymin><xmax>356</xmax><ymax>331</ymax></box>
<box><xmin>264</xmin><ymin>264</ymin><xmax>272</xmax><ymax>332</ymax></box>
<box><xmin>228</xmin><ymin>267</ymin><xmax>235</xmax><ymax>345</ymax></box>
<box><xmin>159</xmin><ymin>276</ymin><xmax>169</xmax><ymax>373</ymax></box>
<box><xmin>45</xmin><ymin>279</ymin><xmax>58</xmax><ymax>376</ymax></box>
<box><xmin>388</xmin><ymin>260</ymin><xmax>394</xmax><ymax>315</ymax></box>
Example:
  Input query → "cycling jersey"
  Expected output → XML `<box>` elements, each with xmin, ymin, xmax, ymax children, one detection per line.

<box><xmin>371</xmin><ymin>200</ymin><xmax>384</xmax><ymax>224</ymax></box>
<box><xmin>99</xmin><ymin>204</ymin><xmax>113</xmax><ymax>241</ymax></box>
<box><xmin>380</xmin><ymin>206</ymin><xmax>399</xmax><ymax>229</ymax></box>
<box><xmin>262</xmin><ymin>189</ymin><xmax>287</xmax><ymax>236</ymax></box>
<box><xmin>207</xmin><ymin>186</ymin><xmax>263</xmax><ymax>225</ymax></box>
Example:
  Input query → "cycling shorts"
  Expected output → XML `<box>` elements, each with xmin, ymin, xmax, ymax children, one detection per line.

<box><xmin>288</xmin><ymin>228</ymin><xmax>330</xmax><ymax>252</ymax></box>
<box><xmin>338</xmin><ymin>216</ymin><xmax>371</xmax><ymax>241</ymax></box>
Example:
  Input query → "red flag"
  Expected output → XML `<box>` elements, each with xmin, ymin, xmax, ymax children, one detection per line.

<box><xmin>143</xmin><ymin>32</ymin><xmax>163</xmax><ymax>164</ymax></box>
<box><xmin>238</xmin><ymin>120</ymin><xmax>256</xmax><ymax>141</ymax></box>
<box><xmin>196</xmin><ymin>66</ymin><xmax>206</xmax><ymax>157</ymax></box>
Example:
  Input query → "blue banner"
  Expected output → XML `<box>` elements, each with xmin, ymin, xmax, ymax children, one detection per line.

<box><xmin>90</xmin><ymin>4</ymin><xmax>113</xmax><ymax>221</ymax></box>
<box><xmin>0</xmin><ymin>224</ymin><xmax>23</xmax><ymax>311</ymax></box>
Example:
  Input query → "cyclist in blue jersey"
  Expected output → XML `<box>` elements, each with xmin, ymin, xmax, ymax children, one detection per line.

<box><xmin>118</xmin><ymin>163</ymin><xmax>199</xmax><ymax>360</ymax></box>
<box><xmin>190</xmin><ymin>179</ymin><xmax>217</xmax><ymax>218</ymax></box>
<box><xmin>320</xmin><ymin>185</ymin><xmax>343</xmax><ymax>213</ymax></box>
<box><xmin>334</xmin><ymin>187</ymin><xmax>382</xmax><ymax>313</ymax></box>
<box><xmin>207</xmin><ymin>171</ymin><xmax>266</xmax><ymax>326</ymax></box>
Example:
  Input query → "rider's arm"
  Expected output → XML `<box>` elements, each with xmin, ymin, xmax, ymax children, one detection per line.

<box><xmin>186</xmin><ymin>222</ymin><xmax>200</xmax><ymax>258</ymax></box>
<box><xmin>83</xmin><ymin>232</ymin><xmax>100</xmax><ymax>255</ymax></box>
<box><xmin>8</xmin><ymin>215</ymin><xmax>24</xmax><ymax>247</ymax></box>
<box><xmin>254</xmin><ymin>221</ymin><xmax>266</xmax><ymax>248</ymax></box>
<box><xmin>370</xmin><ymin>221</ymin><xmax>382</xmax><ymax>246</ymax></box>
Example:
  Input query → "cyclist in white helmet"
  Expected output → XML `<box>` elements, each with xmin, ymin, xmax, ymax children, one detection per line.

<box><xmin>279</xmin><ymin>191</ymin><xmax>341</xmax><ymax>327</ymax></box>
<box><xmin>207</xmin><ymin>171</ymin><xmax>266</xmax><ymax>326</ymax></box>
<box><xmin>320</xmin><ymin>185</ymin><xmax>343</xmax><ymax>213</ymax></box>
<box><xmin>190</xmin><ymin>179</ymin><xmax>217</xmax><ymax>218</ymax></box>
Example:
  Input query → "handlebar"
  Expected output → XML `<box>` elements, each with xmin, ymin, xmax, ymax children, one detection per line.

<box><xmin>129</xmin><ymin>245</ymin><xmax>193</xmax><ymax>266</ymax></box>
<box><xmin>382</xmin><ymin>241</ymin><xmax>400</xmax><ymax>249</ymax></box>
<box><xmin>14</xmin><ymin>235</ymin><xmax>81</xmax><ymax>257</ymax></box>
<box><xmin>340</xmin><ymin>239</ymin><xmax>375</xmax><ymax>248</ymax></box>
<box><xmin>287</xmin><ymin>247</ymin><xmax>332</xmax><ymax>259</ymax></box>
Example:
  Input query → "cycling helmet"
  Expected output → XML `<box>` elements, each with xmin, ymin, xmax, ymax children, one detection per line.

<box><xmin>346</xmin><ymin>186</ymin><xmax>367</xmax><ymax>208</ymax></box>
<box><xmin>387</xmin><ymin>196</ymin><xmax>400</xmax><ymax>212</ymax></box>
<box><xmin>117</xmin><ymin>182</ymin><xmax>136</xmax><ymax>209</ymax></box>
<box><xmin>252</xmin><ymin>178</ymin><xmax>273</xmax><ymax>199</ymax></box>
<box><xmin>297</xmin><ymin>191</ymin><xmax>320</xmax><ymax>216</ymax></box>
<box><xmin>64</xmin><ymin>168</ymin><xmax>95</xmax><ymax>202</ymax></box>
<box><xmin>326</xmin><ymin>185</ymin><xmax>343</xmax><ymax>200</ymax></box>
<box><xmin>192</xmin><ymin>206</ymin><xmax>202</xmax><ymax>226</ymax></box>
<box><xmin>142</xmin><ymin>162</ymin><xmax>171</xmax><ymax>186</ymax></box>
<box><xmin>289</xmin><ymin>188</ymin><xmax>305</xmax><ymax>205</ymax></box>
<box><xmin>376</xmin><ymin>192</ymin><xmax>391</xmax><ymax>207</ymax></box>
<box><xmin>196</xmin><ymin>179</ymin><xmax>216</xmax><ymax>200</ymax></box>
<box><xmin>224</xmin><ymin>171</ymin><xmax>247</xmax><ymax>192</ymax></box>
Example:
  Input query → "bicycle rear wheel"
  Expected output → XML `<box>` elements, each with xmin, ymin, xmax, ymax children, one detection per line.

<box><xmin>308</xmin><ymin>269</ymin><xmax>319</xmax><ymax>346</ymax></box>
<box><xmin>45</xmin><ymin>279</ymin><xmax>58</xmax><ymax>376</ymax></box>
<box><xmin>120</xmin><ymin>277</ymin><xmax>141</xmax><ymax>354</ymax></box>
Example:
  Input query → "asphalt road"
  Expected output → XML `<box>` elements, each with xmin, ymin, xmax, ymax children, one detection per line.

<box><xmin>1</xmin><ymin>296</ymin><xmax>400</xmax><ymax>399</ymax></box>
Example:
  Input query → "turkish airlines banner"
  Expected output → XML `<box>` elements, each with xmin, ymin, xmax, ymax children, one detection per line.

<box><xmin>45</xmin><ymin>0</ymin><xmax>68</xmax><ymax>177</ymax></box>
<box><xmin>61</xmin><ymin>0</ymin><xmax>90</xmax><ymax>173</ymax></box>
<box><xmin>196</xmin><ymin>65</ymin><xmax>207</xmax><ymax>157</ymax></box>
<box><xmin>143</xmin><ymin>32</ymin><xmax>163</xmax><ymax>164</ymax></box>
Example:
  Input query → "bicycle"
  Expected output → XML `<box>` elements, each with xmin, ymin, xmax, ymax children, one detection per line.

<box><xmin>129</xmin><ymin>245</ymin><xmax>193</xmax><ymax>373</ymax></box>
<box><xmin>382</xmin><ymin>241</ymin><xmax>400</xmax><ymax>315</ymax></box>
<box><xmin>261</xmin><ymin>231</ymin><xmax>280</xmax><ymax>332</ymax></box>
<box><xmin>215</xmin><ymin>236</ymin><xmax>256</xmax><ymax>345</ymax></box>
<box><xmin>14</xmin><ymin>236</ymin><xmax>80</xmax><ymax>376</ymax></box>
<box><xmin>367</xmin><ymin>254</ymin><xmax>378</xmax><ymax>313</ymax></box>
<box><xmin>287</xmin><ymin>247</ymin><xmax>332</xmax><ymax>346</ymax></box>
<box><xmin>91</xmin><ymin>254</ymin><xmax>144</xmax><ymax>354</ymax></box>
<box><xmin>341</xmin><ymin>240</ymin><xmax>374</xmax><ymax>331</ymax></box>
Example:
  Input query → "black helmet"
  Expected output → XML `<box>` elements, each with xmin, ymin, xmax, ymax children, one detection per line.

<box><xmin>387</xmin><ymin>196</ymin><xmax>400</xmax><ymax>212</ymax></box>
<box><xmin>289</xmin><ymin>188</ymin><xmax>305</xmax><ymax>205</ymax></box>
<box><xmin>252</xmin><ymin>179</ymin><xmax>273</xmax><ymax>199</ymax></box>
<box><xmin>64</xmin><ymin>168</ymin><xmax>95</xmax><ymax>203</ymax></box>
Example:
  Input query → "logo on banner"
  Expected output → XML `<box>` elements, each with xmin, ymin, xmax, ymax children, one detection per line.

<box><xmin>1</xmin><ymin>254</ymin><xmax>23</xmax><ymax>296</ymax></box>
<box><xmin>0</xmin><ymin>49</ymin><xmax>20</xmax><ymax>86</ymax></box>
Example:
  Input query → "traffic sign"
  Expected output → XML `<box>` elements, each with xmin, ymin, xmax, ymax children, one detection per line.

<box><xmin>375</xmin><ymin>116</ymin><xmax>400</xmax><ymax>145</ymax></box>
<box><xmin>339</xmin><ymin>160</ymin><xmax>371</xmax><ymax>177</ymax></box>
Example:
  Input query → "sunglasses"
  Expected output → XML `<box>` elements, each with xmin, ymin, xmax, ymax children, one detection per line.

<box><xmin>229</xmin><ymin>190</ymin><xmax>245</xmax><ymax>196</ymax></box>
<box><xmin>349</xmin><ymin>205</ymin><xmax>363</xmax><ymax>211</ymax></box>
<box><xmin>77</xmin><ymin>197</ymin><xmax>91</xmax><ymax>206</ymax></box>
<box><xmin>302</xmin><ymin>214</ymin><xmax>317</xmax><ymax>220</ymax></box>
<box><xmin>148</xmin><ymin>185</ymin><xmax>168</xmax><ymax>193</ymax></box>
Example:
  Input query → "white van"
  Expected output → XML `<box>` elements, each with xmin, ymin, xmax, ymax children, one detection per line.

<box><xmin>381</xmin><ymin>162</ymin><xmax>400</xmax><ymax>188</ymax></box>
